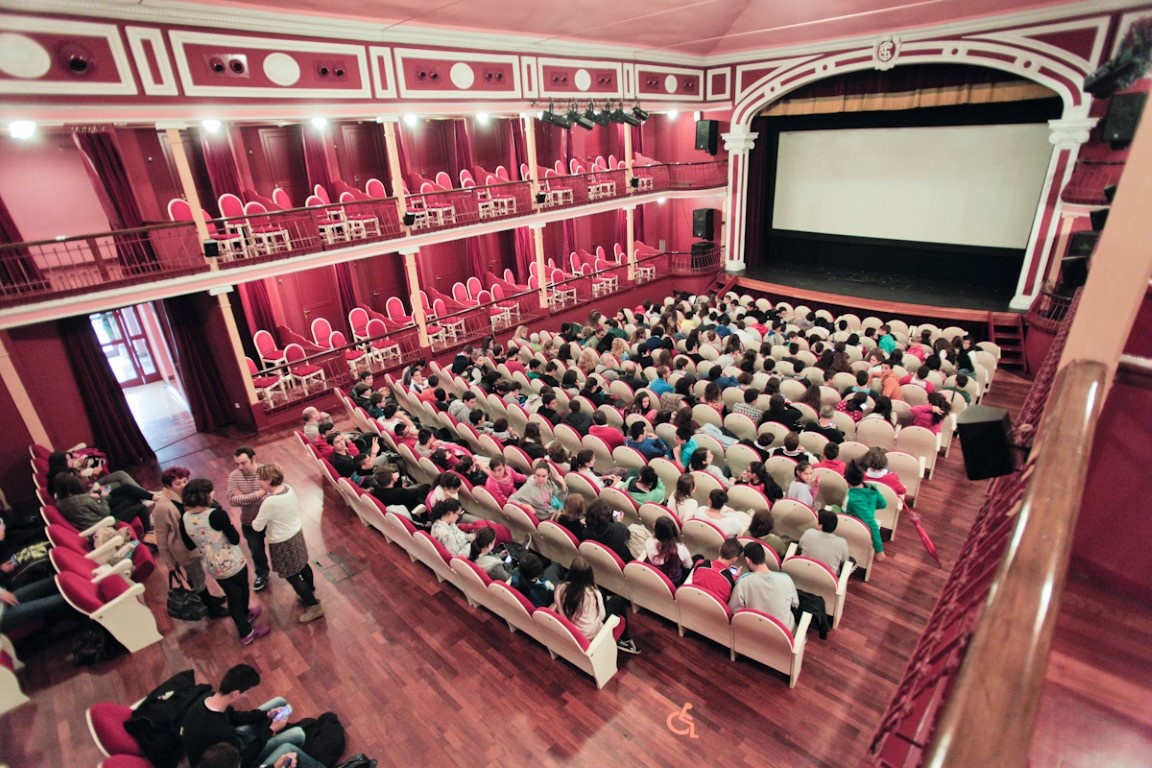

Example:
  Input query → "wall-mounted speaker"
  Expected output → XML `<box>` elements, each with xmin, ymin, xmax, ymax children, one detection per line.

<box><xmin>1068</xmin><ymin>230</ymin><xmax>1099</xmax><ymax>258</ymax></box>
<box><xmin>203</xmin><ymin>240</ymin><xmax>220</xmax><ymax>258</ymax></box>
<box><xmin>1101</xmin><ymin>91</ymin><xmax>1147</xmax><ymax>145</ymax></box>
<box><xmin>1089</xmin><ymin>208</ymin><xmax>1109</xmax><ymax>231</ymax></box>
<box><xmin>402</xmin><ymin>212</ymin><xmax>417</xmax><ymax>226</ymax></box>
<box><xmin>957</xmin><ymin>405</ymin><xmax>1016</xmax><ymax>480</ymax></box>
<box><xmin>695</xmin><ymin>119</ymin><xmax>718</xmax><ymax>155</ymax></box>
<box><xmin>692</xmin><ymin>208</ymin><xmax>715</xmax><ymax>240</ymax></box>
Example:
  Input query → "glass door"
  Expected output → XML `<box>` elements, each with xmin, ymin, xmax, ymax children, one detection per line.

<box><xmin>90</xmin><ymin>307</ymin><xmax>162</xmax><ymax>387</ymax></box>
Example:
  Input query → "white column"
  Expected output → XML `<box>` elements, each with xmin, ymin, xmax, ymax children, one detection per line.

<box><xmin>401</xmin><ymin>247</ymin><xmax>430</xmax><ymax>347</ymax></box>
<box><xmin>720</xmin><ymin>130</ymin><xmax>757</xmax><ymax>273</ymax></box>
<box><xmin>530</xmin><ymin>222</ymin><xmax>548</xmax><ymax>308</ymax></box>
<box><xmin>1009</xmin><ymin>117</ymin><xmax>1096</xmax><ymax>310</ymax></box>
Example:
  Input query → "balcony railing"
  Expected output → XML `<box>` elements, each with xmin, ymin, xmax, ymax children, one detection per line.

<box><xmin>0</xmin><ymin>222</ymin><xmax>208</xmax><ymax>307</ymax></box>
<box><xmin>0</xmin><ymin>165</ymin><xmax>726</xmax><ymax>311</ymax></box>
<box><xmin>670</xmin><ymin>244</ymin><xmax>723</xmax><ymax>274</ymax></box>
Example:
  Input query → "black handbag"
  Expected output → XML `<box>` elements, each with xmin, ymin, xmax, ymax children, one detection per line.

<box><xmin>166</xmin><ymin>568</ymin><xmax>207</xmax><ymax>621</ymax></box>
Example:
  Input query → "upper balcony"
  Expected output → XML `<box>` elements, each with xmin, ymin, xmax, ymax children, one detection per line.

<box><xmin>0</xmin><ymin>160</ymin><xmax>727</xmax><ymax>325</ymax></box>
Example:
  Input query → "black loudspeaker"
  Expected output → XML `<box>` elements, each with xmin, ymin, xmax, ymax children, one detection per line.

<box><xmin>695</xmin><ymin>119</ymin><xmax>718</xmax><ymax>155</ymax></box>
<box><xmin>1068</xmin><ymin>231</ymin><xmax>1099</xmax><ymax>258</ymax></box>
<box><xmin>1101</xmin><ymin>91</ymin><xmax>1147</xmax><ymax>144</ymax></box>
<box><xmin>957</xmin><ymin>405</ymin><xmax>1017</xmax><ymax>481</ymax></box>
<box><xmin>402</xmin><ymin>212</ymin><xmax>417</xmax><ymax>226</ymax></box>
<box><xmin>1089</xmin><ymin>208</ymin><xmax>1109</xmax><ymax>231</ymax></box>
<box><xmin>203</xmin><ymin>240</ymin><xmax>220</xmax><ymax>258</ymax></box>
<box><xmin>1060</xmin><ymin>255</ymin><xmax>1090</xmax><ymax>293</ymax></box>
<box><xmin>691</xmin><ymin>241</ymin><xmax>714</xmax><ymax>256</ymax></box>
<box><xmin>692</xmin><ymin>208</ymin><xmax>715</xmax><ymax>240</ymax></box>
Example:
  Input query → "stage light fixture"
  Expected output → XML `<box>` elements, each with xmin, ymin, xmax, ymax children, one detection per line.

<box><xmin>585</xmin><ymin>101</ymin><xmax>610</xmax><ymax>127</ymax></box>
<box><xmin>632</xmin><ymin>105</ymin><xmax>649</xmax><ymax>121</ymax></box>
<box><xmin>567</xmin><ymin>102</ymin><xmax>595</xmax><ymax>130</ymax></box>
<box><xmin>541</xmin><ymin>101</ymin><xmax>571</xmax><ymax>129</ymax></box>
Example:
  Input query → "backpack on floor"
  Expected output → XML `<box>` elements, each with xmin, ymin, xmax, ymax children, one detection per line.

<box><xmin>298</xmin><ymin>710</ymin><xmax>347</xmax><ymax>767</ymax></box>
<box><xmin>333</xmin><ymin>755</ymin><xmax>377</xmax><ymax>768</ymax></box>
<box><xmin>123</xmin><ymin>669</ymin><xmax>213</xmax><ymax>768</ymax></box>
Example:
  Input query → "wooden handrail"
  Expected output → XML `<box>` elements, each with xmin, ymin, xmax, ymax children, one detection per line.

<box><xmin>924</xmin><ymin>359</ymin><xmax>1107</xmax><ymax>768</ymax></box>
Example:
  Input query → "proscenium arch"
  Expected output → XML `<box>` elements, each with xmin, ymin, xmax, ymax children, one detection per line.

<box><xmin>723</xmin><ymin>27</ymin><xmax>1103</xmax><ymax>306</ymax></box>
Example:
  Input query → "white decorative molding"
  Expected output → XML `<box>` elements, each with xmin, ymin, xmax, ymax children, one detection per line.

<box><xmin>520</xmin><ymin>57</ymin><xmax>539</xmax><ymax>99</ymax></box>
<box><xmin>394</xmin><ymin>48</ymin><xmax>520</xmax><ymax>99</ymax></box>
<box><xmin>535</xmin><ymin>57</ymin><xmax>622</xmax><ymax>100</ymax></box>
<box><xmin>1048</xmin><ymin>118</ymin><xmax>1098</xmax><ymax>146</ymax></box>
<box><xmin>126</xmin><ymin>27</ymin><xmax>178</xmax><ymax>96</ymax></box>
<box><xmin>168</xmin><ymin>31</ymin><xmax>371</xmax><ymax>99</ymax></box>
<box><xmin>872</xmin><ymin>35</ymin><xmax>901</xmax><ymax>71</ymax></box>
<box><xmin>622</xmin><ymin>62</ymin><xmax>635</xmax><ymax>100</ymax></box>
<box><xmin>634</xmin><ymin>62</ymin><xmax>705</xmax><ymax>101</ymax></box>
<box><xmin>367</xmin><ymin>46</ymin><xmax>397</xmax><ymax>99</ymax></box>
<box><xmin>0</xmin><ymin>15</ymin><xmax>137</xmax><ymax>96</ymax></box>
<box><xmin>722</xmin><ymin>131</ymin><xmax>757</xmax><ymax>154</ymax></box>
<box><xmin>705</xmin><ymin>67</ymin><xmax>731</xmax><ymax>101</ymax></box>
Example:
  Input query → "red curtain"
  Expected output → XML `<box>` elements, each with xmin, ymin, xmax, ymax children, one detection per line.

<box><xmin>160</xmin><ymin>295</ymin><xmax>235</xmax><ymax>432</ymax></box>
<box><xmin>561</xmin><ymin>130</ymin><xmax>576</xmax><ymax>257</ymax></box>
<box><xmin>0</xmin><ymin>196</ymin><xmax>48</xmax><ymax>295</ymax></box>
<box><xmin>73</xmin><ymin>130</ymin><xmax>160</xmax><ymax>274</ymax></box>
<box><xmin>198</xmin><ymin>128</ymin><xmax>243</xmax><ymax>207</ymax></box>
<box><xmin>514</xmin><ymin>226</ymin><xmax>534</xmax><ymax>284</ymax></box>
<box><xmin>333</xmin><ymin>263</ymin><xmax>357</xmax><ymax>334</ymax></box>
<box><xmin>509</xmin><ymin>118</ymin><xmax>528</xmax><ymax>180</ymax></box>
<box><xmin>239</xmin><ymin>280</ymin><xmax>277</xmax><ymax>336</ymax></box>
<box><xmin>302</xmin><ymin>126</ymin><xmax>333</xmax><ymax>195</ymax></box>
<box><xmin>453</xmin><ymin>120</ymin><xmax>485</xmax><ymax>279</ymax></box>
<box><xmin>58</xmin><ymin>314</ymin><xmax>155</xmax><ymax>468</ymax></box>
<box><xmin>631</xmin><ymin>124</ymin><xmax>646</xmax><ymax>242</ymax></box>
<box><xmin>394</xmin><ymin>128</ymin><xmax>412</xmax><ymax>192</ymax></box>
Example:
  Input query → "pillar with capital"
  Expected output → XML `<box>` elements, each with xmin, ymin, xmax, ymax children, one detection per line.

<box><xmin>719</xmin><ymin>130</ymin><xmax>757</xmax><ymax>273</ymax></box>
<box><xmin>1010</xmin><ymin>117</ymin><xmax>1096</xmax><ymax>310</ymax></box>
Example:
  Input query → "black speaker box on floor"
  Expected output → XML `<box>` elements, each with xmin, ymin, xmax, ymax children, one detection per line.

<box><xmin>693</xmin><ymin>208</ymin><xmax>715</xmax><ymax>240</ymax></box>
<box><xmin>957</xmin><ymin>405</ymin><xmax>1017</xmax><ymax>481</ymax></box>
<box><xmin>695</xmin><ymin>119</ymin><xmax>718</xmax><ymax>155</ymax></box>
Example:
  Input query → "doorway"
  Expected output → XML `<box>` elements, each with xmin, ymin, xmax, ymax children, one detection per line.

<box><xmin>90</xmin><ymin>304</ymin><xmax>196</xmax><ymax>450</ymax></box>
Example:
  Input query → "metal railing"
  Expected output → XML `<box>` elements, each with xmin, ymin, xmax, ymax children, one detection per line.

<box><xmin>670</xmin><ymin>245</ymin><xmax>722</xmax><ymax>274</ymax></box>
<box><xmin>631</xmin><ymin>160</ymin><xmax>728</xmax><ymax>192</ymax></box>
<box><xmin>0</xmin><ymin>222</ymin><xmax>208</xmax><ymax>306</ymax></box>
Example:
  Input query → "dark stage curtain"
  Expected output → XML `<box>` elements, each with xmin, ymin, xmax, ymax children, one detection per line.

<box><xmin>787</xmin><ymin>63</ymin><xmax>1023</xmax><ymax>101</ymax></box>
<box><xmin>0</xmin><ymin>196</ymin><xmax>48</xmax><ymax>295</ymax></box>
<box><xmin>58</xmin><ymin>315</ymin><xmax>155</xmax><ymax>468</ymax></box>
<box><xmin>334</xmin><ymin>262</ymin><xmax>357</xmax><ymax>333</ymax></box>
<box><xmin>302</xmin><ymin>127</ymin><xmax>333</xmax><ymax>195</ymax></box>
<box><xmin>744</xmin><ymin>116</ymin><xmax>772</xmax><ymax>269</ymax></box>
<box><xmin>73</xmin><ymin>130</ymin><xmax>160</xmax><ymax>274</ymax></box>
<box><xmin>561</xmin><ymin>130</ymin><xmax>576</xmax><ymax>257</ymax></box>
<box><xmin>160</xmin><ymin>295</ymin><xmax>234</xmax><ymax>432</ymax></box>
<box><xmin>239</xmin><ymin>280</ymin><xmax>277</xmax><ymax>338</ymax></box>
<box><xmin>198</xmin><ymin>128</ymin><xmax>243</xmax><ymax>206</ymax></box>
<box><xmin>509</xmin><ymin>118</ymin><xmax>528</xmax><ymax>180</ymax></box>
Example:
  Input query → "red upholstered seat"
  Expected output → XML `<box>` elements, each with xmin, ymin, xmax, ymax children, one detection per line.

<box><xmin>536</xmin><ymin>608</ymin><xmax>590</xmax><ymax>651</ymax></box>
<box><xmin>0</xmin><ymin>650</ymin><xmax>13</xmax><ymax>671</ymax></box>
<box><xmin>490</xmin><ymin>581</ymin><xmax>536</xmax><ymax>614</ymax></box>
<box><xmin>99</xmin><ymin>575</ymin><xmax>131</xmax><ymax>602</ymax></box>
<box><xmin>59</xmin><ymin>571</ymin><xmax>103</xmax><ymax>613</ymax></box>
<box><xmin>87</xmin><ymin>702</ymin><xmax>143</xmax><ymax>757</ymax></box>
<box><xmin>101</xmin><ymin>755</ymin><xmax>154</xmax><ymax>768</ymax></box>
<box><xmin>457</xmin><ymin>557</ymin><xmax>493</xmax><ymax>585</ymax></box>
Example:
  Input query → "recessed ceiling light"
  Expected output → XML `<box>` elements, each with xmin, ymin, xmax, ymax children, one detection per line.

<box><xmin>201</xmin><ymin>119</ymin><xmax>222</xmax><ymax>133</ymax></box>
<box><xmin>311</xmin><ymin>117</ymin><xmax>328</xmax><ymax>129</ymax></box>
<box><xmin>403</xmin><ymin>114</ymin><xmax>419</xmax><ymax>126</ymax></box>
<box><xmin>476</xmin><ymin>112</ymin><xmax>489</xmax><ymax>124</ymax></box>
<box><xmin>8</xmin><ymin>120</ymin><xmax>36</xmax><ymax>140</ymax></box>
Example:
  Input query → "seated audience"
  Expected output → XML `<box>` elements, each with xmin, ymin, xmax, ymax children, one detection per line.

<box><xmin>509</xmin><ymin>460</ymin><xmax>567</xmax><ymax>518</ymax></box>
<box><xmin>685</xmin><ymin>537</ymin><xmax>742</xmax><ymax>603</ymax></box>
<box><xmin>554</xmin><ymin>555</ymin><xmax>639</xmax><ymax>655</ymax></box>
<box><xmin>814</xmin><ymin>442</ymin><xmax>846</xmax><ymax>476</ymax></box>
<box><xmin>799</xmin><ymin>508</ymin><xmax>851</xmax><ymax>575</ymax></box>
<box><xmin>745</xmin><ymin>508</ymin><xmax>787</xmax><ymax>558</ymax></box>
<box><xmin>694</xmin><ymin>489</ymin><xmax>750</xmax><ymax>538</ymax></box>
<box><xmin>624</xmin><ymin>466</ymin><xmax>666</xmax><ymax>504</ymax></box>
<box><xmin>803</xmin><ymin>405</ymin><xmax>845</xmax><ymax>444</ymax></box>
<box><xmin>728</xmin><ymin>541</ymin><xmax>799</xmax><ymax>633</ymax></box>
<box><xmin>581</xmin><ymin>500</ymin><xmax>634</xmax><ymax>563</ymax></box>
<box><xmin>510</xmin><ymin>551</ymin><xmax>555</xmax><ymax>607</ymax></box>
<box><xmin>785</xmin><ymin>462</ymin><xmax>817</xmax><ymax>507</ymax></box>
<box><xmin>643</xmin><ymin>517</ymin><xmax>693</xmax><ymax>585</ymax></box>
<box><xmin>469</xmin><ymin>526</ymin><xmax>513</xmax><ymax>581</ymax></box>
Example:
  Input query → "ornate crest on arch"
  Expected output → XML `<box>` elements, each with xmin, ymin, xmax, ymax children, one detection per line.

<box><xmin>873</xmin><ymin>35</ymin><xmax>902</xmax><ymax>71</ymax></box>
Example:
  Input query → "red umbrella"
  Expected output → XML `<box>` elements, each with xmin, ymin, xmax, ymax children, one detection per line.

<box><xmin>907</xmin><ymin>510</ymin><xmax>943</xmax><ymax>568</ymax></box>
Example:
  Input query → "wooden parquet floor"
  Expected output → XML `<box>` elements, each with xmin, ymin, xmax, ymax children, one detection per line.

<box><xmin>2</xmin><ymin>374</ymin><xmax>1035</xmax><ymax>768</ymax></box>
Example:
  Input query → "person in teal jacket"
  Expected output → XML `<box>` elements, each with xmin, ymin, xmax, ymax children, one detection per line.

<box><xmin>844</xmin><ymin>461</ymin><xmax>888</xmax><ymax>562</ymax></box>
<box><xmin>624</xmin><ymin>466</ymin><xmax>666</xmax><ymax>505</ymax></box>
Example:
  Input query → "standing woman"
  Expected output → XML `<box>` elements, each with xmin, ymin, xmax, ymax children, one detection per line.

<box><xmin>180</xmin><ymin>478</ymin><xmax>268</xmax><ymax>645</ymax></box>
<box><xmin>252</xmin><ymin>464</ymin><xmax>324</xmax><ymax>624</ymax></box>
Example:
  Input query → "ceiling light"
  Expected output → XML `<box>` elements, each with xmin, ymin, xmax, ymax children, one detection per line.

<box><xmin>667</xmin><ymin>110</ymin><xmax>679</xmax><ymax>121</ymax></box>
<box><xmin>476</xmin><ymin>112</ymin><xmax>489</xmax><ymax>124</ymax></box>
<box><xmin>201</xmin><ymin>119</ymin><xmax>222</xmax><ymax>133</ymax></box>
<box><xmin>8</xmin><ymin>120</ymin><xmax>36</xmax><ymax>140</ymax></box>
<box><xmin>403</xmin><ymin>113</ymin><xmax>419</xmax><ymax>126</ymax></box>
<box><xmin>657</xmin><ymin>197</ymin><xmax>667</xmax><ymax>204</ymax></box>
<box><xmin>311</xmin><ymin>117</ymin><xmax>328</xmax><ymax>129</ymax></box>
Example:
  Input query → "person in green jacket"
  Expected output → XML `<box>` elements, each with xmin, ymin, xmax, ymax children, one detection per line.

<box><xmin>844</xmin><ymin>461</ymin><xmax>888</xmax><ymax>562</ymax></box>
<box><xmin>624</xmin><ymin>466</ymin><xmax>667</xmax><ymax>505</ymax></box>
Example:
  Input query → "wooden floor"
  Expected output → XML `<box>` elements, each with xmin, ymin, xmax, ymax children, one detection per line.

<box><xmin>2</xmin><ymin>373</ymin><xmax>1053</xmax><ymax>768</ymax></box>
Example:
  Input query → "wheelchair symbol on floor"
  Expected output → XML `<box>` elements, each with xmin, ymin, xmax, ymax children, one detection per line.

<box><xmin>667</xmin><ymin>702</ymin><xmax>699</xmax><ymax>739</ymax></box>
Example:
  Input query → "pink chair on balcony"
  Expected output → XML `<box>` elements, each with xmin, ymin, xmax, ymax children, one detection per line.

<box><xmin>310</xmin><ymin>317</ymin><xmax>333</xmax><ymax>347</ymax></box>
<box><xmin>283</xmin><ymin>342</ymin><xmax>327</xmax><ymax>392</ymax></box>
<box><xmin>166</xmin><ymin>199</ymin><xmax>245</xmax><ymax>259</ymax></box>
<box><xmin>338</xmin><ymin>191</ymin><xmax>382</xmax><ymax>240</ymax></box>
<box><xmin>490</xmin><ymin>283</ymin><xmax>521</xmax><ymax>323</ymax></box>
<box><xmin>253</xmin><ymin>329</ymin><xmax>286</xmax><ymax>369</ymax></box>
<box><xmin>365</xmin><ymin>178</ymin><xmax>387</xmax><ymax>198</ymax></box>
<box><xmin>329</xmin><ymin>330</ymin><xmax>372</xmax><ymax>375</ymax></box>
<box><xmin>365</xmin><ymin>317</ymin><xmax>402</xmax><ymax>366</ymax></box>
<box><xmin>465</xmin><ymin>276</ymin><xmax>483</xmax><ymax>299</ymax></box>
<box><xmin>483</xmin><ymin>175</ymin><xmax>517</xmax><ymax>215</ymax></box>
<box><xmin>242</xmin><ymin>201</ymin><xmax>291</xmax><ymax>254</ymax></box>
<box><xmin>385</xmin><ymin>296</ymin><xmax>411</xmax><ymax>324</ymax></box>
<box><xmin>476</xmin><ymin>289</ymin><xmax>511</xmax><ymax>329</ymax></box>
<box><xmin>348</xmin><ymin>306</ymin><xmax>371</xmax><ymax>345</ymax></box>
<box><xmin>434</xmin><ymin>171</ymin><xmax>454</xmax><ymax>190</ymax></box>
<box><xmin>272</xmin><ymin>187</ymin><xmax>293</xmax><ymax>210</ymax></box>
<box><xmin>246</xmin><ymin>356</ymin><xmax>285</xmax><ymax>401</ymax></box>
<box><xmin>451</xmin><ymin>282</ymin><xmax>472</xmax><ymax>305</ymax></box>
<box><xmin>432</xmin><ymin>298</ymin><xmax>465</xmax><ymax>342</ymax></box>
<box><xmin>306</xmin><ymin>194</ymin><xmax>347</xmax><ymax>244</ymax></box>
<box><xmin>313</xmin><ymin>184</ymin><xmax>331</xmax><ymax>204</ymax></box>
<box><xmin>495</xmin><ymin>165</ymin><xmax>510</xmax><ymax>181</ymax></box>
<box><xmin>418</xmin><ymin>182</ymin><xmax>457</xmax><ymax>225</ymax></box>
<box><xmin>550</xmin><ymin>268</ymin><xmax>578</xmax><ymax>305</ymax></box>
<box><xmin>459</xmin><ymin>169</ymin><xmax>476</xmax><ymax>187</ymax></box>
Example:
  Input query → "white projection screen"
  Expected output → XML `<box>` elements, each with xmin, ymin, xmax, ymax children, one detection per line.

<box><xmin>773</xmin><ymin>124</ymin><xmax>1052</xmax><ymax>249</ymax></box>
